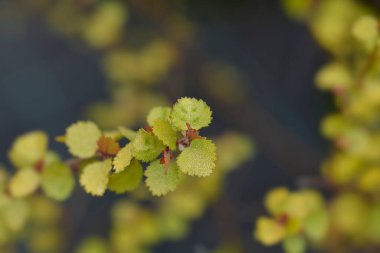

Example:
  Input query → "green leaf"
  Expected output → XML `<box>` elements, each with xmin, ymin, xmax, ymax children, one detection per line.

<box><xmin>9</xmin><ymin>168</ymin><xmax>41</xmax><ymax>198</ymax></box>
<box><xmin>145</xmin><ymin>160</ymin><xmax>180</xmax><ymax>196</ymax></box>
<box><xmin>283</xmin><ymin>235</ymin><xmax>307</xmax><ymax>253</ymax></box>
<box><xmin>147</xmin><ymin>106</ymin><xmax>171</xmax><ymax>126</ymax></box>
<box><xmin>152</xmin><ymin>119</ymin><xmax>178</xmax><ymax>150</ymax></box>
<box><xmin>118</xmin><ymin>126</ymin><xmax>137</xmax><ymax>141</ymax></box>
<box><xmin>255</xmin><ymin>217</ymin><xmax>285</xmax><ymax>246</ymax></box>
<box><xmin>321</xmin><ymin>114</ymin><xmax>350</xmax><ymax>139</ymax></box>
<box><xmin>8</xmin><ymin>131</ymin><xmax>48</xmax><ymax>169</ymax></box>
<box><xmin>132</xmin><ymin>129</ymin><xmax>165</xmax><ymax>162</ymax></box>
<box><xmin>79</xmin><ymin>160</ymin><xmax>112</xmax><ymax>196</ymax></box>
<box><xmin>41</xmin><ymin>163</ymin><xmax>75</xmax><ymax>201</ymax></box>
<box><xmin>368</xmin><ymin>204</ymin><xmax>380</xmax><ymax>243</ymax></box>
<box><xmin>108</xmin><ymin>160</ymin><xmax>143</xmax><ymax>194</ymax></box>
<box><xmin>304</xmin><ymin>209</ymin><xmax>328</xmax><ymax>242</ymax></box>
<box><xmin>315</xmin><ymin>62</ymin><xmax>351</xmax><ymax>90</ymax></box>
<box><xmin>265</xmin><ymin>187</ymin><xmax>290</xmax><ymax>216</ymax></box>
<box><xmin>113</xmin><ymin>144</ymin><xmax>133</xmax><ymax>173</ymax></box>
<box><xmin>330</xmin><ymin>193</ymin><xmax>368</xmax><ymax>234</ymax></box>
<box><xmin>43</xmin><ymin>151</ymin><xmax>62</xmax><ymax>167</ymax></box>
<box><xmin>170</xmin><ymin>97</ymin><xmax>212</xmax><ymax>130</ymax></box>
<box><xmin>352</xmin><ymin>15</ymin><xmax>379</xmax><ymax>50</ymax></box>
<box><xmin>65</xmin><ymin>121</ymin><xmax>102</xmax><ymax>158</ymax></box>
<box><xmin>177</xmin><ymin>138</ymin><xmax>216</xmax><ymax>177</ymax></box>
<box><xmin>357</xmin><ymin>167</ymin><xmax>380</xmax><ymax>193</ymax></box>
<box><xmin>1</xmin><ymin>199</ymin><xmax>29</xmax><ymax>232</ymax></box>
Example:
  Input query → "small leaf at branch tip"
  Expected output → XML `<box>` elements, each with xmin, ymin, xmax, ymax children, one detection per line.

<box><xmin>170</xmin><ymin>97</ymin><xmax>213</xmax><ymax>131</ymax></box>
<box><xmin>9</xmin><ymin>131</ymin><xmax>49</xmax><ymax>169</ymax></box>
<box><xmin>65</xmin><ymin>121</ymin><xmax>102</xmax><ymax>159</ymax></box>
<box><xmin>147</xmin><ymin>106</ymin><xmax>172</xmax><ymax>126</ymax></box>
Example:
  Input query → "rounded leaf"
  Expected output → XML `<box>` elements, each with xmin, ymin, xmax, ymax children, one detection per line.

<box><xmin>315</xmin><ymin>62</ymin><xmax>351</xmax><ymax>90</ymax></box>
<box><xmin>255</xmin><ymin>217</ymin><xmax>285</xmax><ymax>246</ymax></box>
<box><xmin>357</xmin><ymin>167</ymin><xmax>380</xmax><ymax>193</ymax></box>
<box><xmin>177</xmin><ymin>139</ymin><xmax>216</xmax><ymax>177</ymax></box>
<box><xmin>113</xmin><ymin>144</ymin><xmax>133</xmax><ymax>173</ymax></box>
<box><xmin>265</xmin><ymin>187</ymin><xmax>290</xmax><ymax>216</ymax></box>
<box><xmin>79</xmin><ymin>160</ymin><xmax>112</xmax><ymax>196</ymax></box>
<box><xmin>9</xmin><ymin>168</ymin><xmax>41</xmax><ymax>198</ymax></box>
<box><xmin>145</xmin><ymin>160</ymin><xmax>180</xmax><ymax>196</ymax></box>
<box><xmin>330</xmin><ymin>193</ymin><xmax>369</xmax><ymax>234</ymax></box>
<box><xmin>352</xmin><ymin>15</ymin><xmax>378</xmax><ymax>50</ymax></box>
<box><xmin>8</xmin><ymin>131</ymin><xmax>48</xmax><ymax>169</ymax></box>
<box><xmin>65</xmin><ymin>121</ymin><xmax>102</xmax><ymax>158</ymax></box>
<box><xmin>283</xmin><ymin>235</ymin><xmax>307</xmax><ymax>253</ymax></box>
<box><xmin>108</xmin><ymin>160</ymin><xmax>143</xmax><ymax>194</ymax></box>
<box><xmin>147</xmin><ymin>106</ymin><xmax>171</xmax><ymax>126</ymax></box>
<box><xmin>1</xmin><ymin>199</ymin><xmax>29</xmax><ymax>232</ymax></box>
<box><xmin>132</xmin><ymin>130</ymin><xmax>165</xmax><ymax>162</ymax></box>
<box><xmin>152</xmin><ymin>119</ymin><xmax>178</xmax><ymax>150</ymax></box>
<box><xmin>321</xmin><ymin>114</ymin><xmax>350</xmax><ymax>139</ymax></box>
<box><xmin>304</xmin><ymin>209</ymin><xmax>328</xmax><ymax>242</ymax></box>
<box><xmin>170</xmin><ymin>97</ymin><xmax>212</xmax><ymax>130</ymax></box>
<box><xmin>41</xmin><ymin>163</ymin><xmax>75</xmax><ymax>201</ymax></box>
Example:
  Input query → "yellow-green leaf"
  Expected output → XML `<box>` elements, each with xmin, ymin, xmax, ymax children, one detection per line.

<box><xmin>41</xmin><ymin>163</ymin><xmax>75</xmax><ymax>201</ymax></box>
<box><xmin>265</xmin><ymin>187</ymin><xmax>290</xmax><ymax>216</ymax></box>
<box><xmin>368</xmin><ymin>204</ymin><xmax>380</xmax><ymax>243</ymax></box>
<box><xmin>9</xmin><ymin>168</ymin><xmax>41</xmax><ymax>198</ymax></box>
<box><xmin>145</xmin><ymin>160</ymin><xmax>180</xmax><ymax>196</ymax></box>
<box><xmin>8</xmin><ymin>131</ymin><xmax>48</xmax><ymax>169</ymax></box>
<box><xmin>170</xmin><ymin>97</ymin><xmax>212</xmax><ymax>130</ymax></box>
<box><xmin>152</xmin><ymin>119</ymin><xmax>178</xmax><ymax>150</ymax></box>
<box><xmin>283</xmin><ymin>235</ymin><xmax>306</xmax><ymax>253</ymax></box>
<box><xmin>255</xmin><ymin>217</ymin><xmax>285</xmax><ymax>246</ymax></box>
<box><xmin>315</xmin><ymin>62</ymin><xmax>351</xmax><ymax>90</ymax></box>
<box><xmin>65</xmin><ymin>121</ymin><xmax>102</xmax><ymax>158</ymax></box>
<box><xmin>113</xmin><ymin>144</ymin><xmax>133</xmax><ymax>173</ymax></box>
<box><xmin>132</xmin><ymin>130</ymin><xmax>165</xmax><ymax>162</ymax></box>
<box><xmin>108</xmin><ymin>160</ymin><xmax>143</xmax><ymax>194</ymax></box>
<box><xmin>147</xmin><ymin>106</ymin><xmax>171</xmax><ymax>126</ymax></box>
<box><xmin>304</xmin><ymin>209</ymin><xmax>328</xmax><ymax>242</ymax></box>
<box><xmin>1</xmin><ymin>199</ymin><xmax>29</xmax><ymax>232</ymax></box>
<box><xmin>79</xmin><ymin>160</ymin><xmax>112</xmax><ymax>196</ymax></box>
<box><xmin>352</xmin><ymin>15</ymin><xmax>379</xmax><ymax>50</ymax></box>
<box><xmin>357</xmin><ymin>167</ymin><xmax>380</xmax><ymax>193</ymax></box>
<box><xmin>177</xmin><ymin>139</ymin><xmax>216</xmax><ymax>177</ymax></box>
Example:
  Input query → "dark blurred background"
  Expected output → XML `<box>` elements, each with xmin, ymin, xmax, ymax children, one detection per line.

<box><xmin>0</xmin><ymin>0</ymin><xmax>332</xmax><ymax>252</ymax></box>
